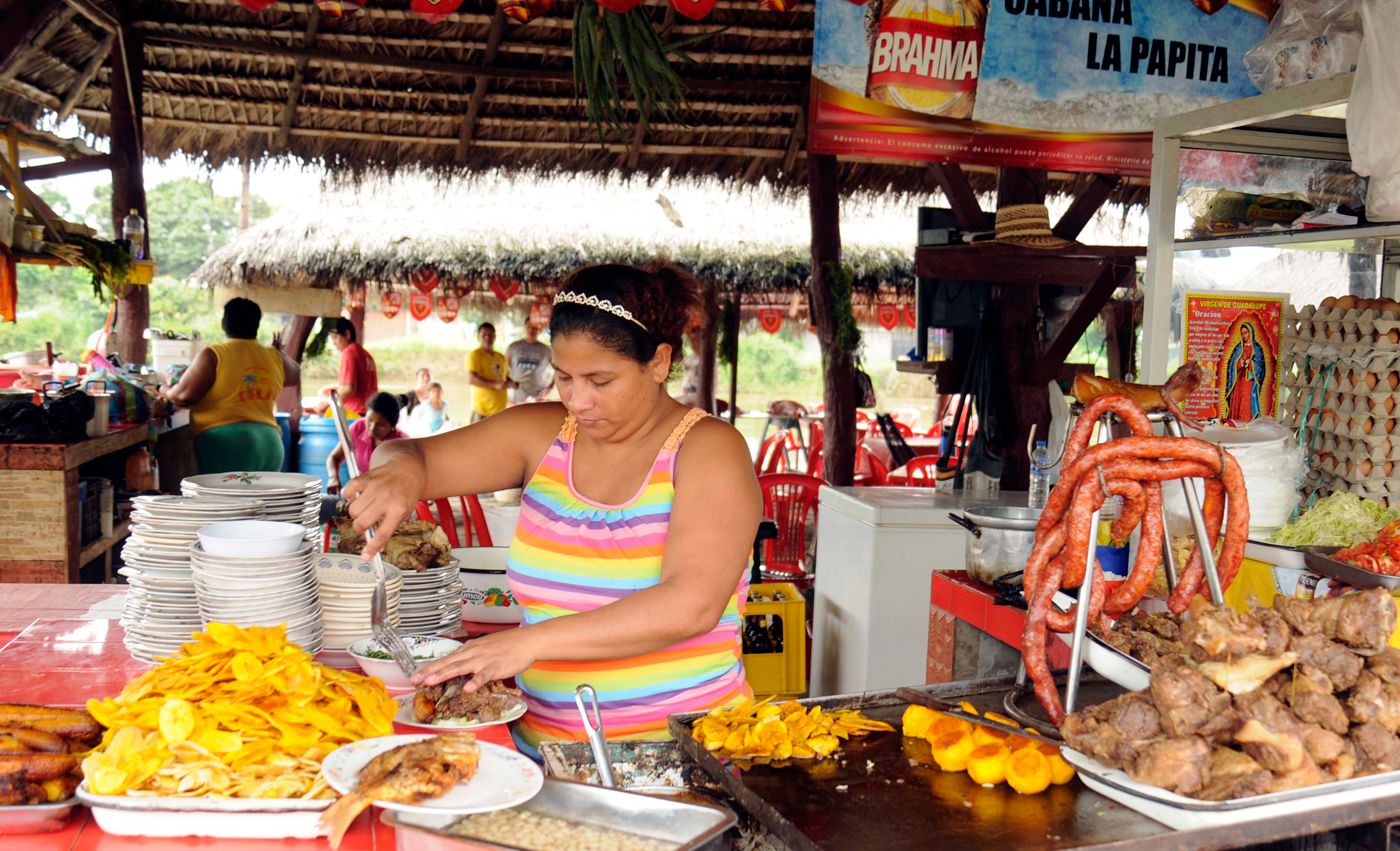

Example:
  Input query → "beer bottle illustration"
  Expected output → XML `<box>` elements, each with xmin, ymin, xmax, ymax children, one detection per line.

<box><xmin>865</xmin><ymin>0</ymin><xmax>986</xmax><ymax>117</ymax></box>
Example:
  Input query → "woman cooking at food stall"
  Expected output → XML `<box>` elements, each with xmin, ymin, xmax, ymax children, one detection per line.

<box><xmin>342</xmin><ymin>262</ymin><xmax>761</xmax><ymax>756</ymax></box>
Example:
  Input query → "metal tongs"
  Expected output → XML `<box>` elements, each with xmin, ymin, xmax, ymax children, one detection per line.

<box><xmin>328</xmin><ymin>390</ymin><xmax>418</xmax><ymax>679</ymax></box>
<box><xmin>574</xmin><ymin>684</ymin><xmax>617</xmax><ymax>788</ymax></box>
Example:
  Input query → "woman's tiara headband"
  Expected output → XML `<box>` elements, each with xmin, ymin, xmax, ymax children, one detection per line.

<box><xmin>552</xmin><ymin>291</ymin><xmax>648</xmax><ymax>333</ymax></box>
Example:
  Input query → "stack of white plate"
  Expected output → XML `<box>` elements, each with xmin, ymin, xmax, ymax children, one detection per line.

<box><xmin>398</xmin><ymin>560</ymin><xmax>463</xmax><ymax>637</ymax></box>
<box><xmin>181</xmin><ymin>472</ymin><xmax>323</xmax><ymax>540</ymax></box>
<box><xmin>314</xmin><ymin>554</ymin><xmax>404</xmax><ymax>650</ymax></box>
<box><xmin>189</xmin><ymin>541</ymin><xmax>325</xmax><ymax>652</ymax></box>
<box><xmin>118</xmin><ymin>495</ymin><xmax>266</xmax><ymax>663</ymax></box>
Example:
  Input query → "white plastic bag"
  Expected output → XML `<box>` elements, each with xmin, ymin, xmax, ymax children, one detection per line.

<box><xmin>1244</xmin><ymin>0</ymin><xmax>1361</xmax><ymax>92</ymax></box>
<box><xmin>1347</xmin><ymin>0</ymin><xmax>1400</xmax><ymax>220</ymax></box>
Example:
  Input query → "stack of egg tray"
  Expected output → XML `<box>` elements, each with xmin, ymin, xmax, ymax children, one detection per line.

<box><xmin>1282</xmin><ymin>304</ymin><xmax>1400</xmax><ymax>508</ymax></box>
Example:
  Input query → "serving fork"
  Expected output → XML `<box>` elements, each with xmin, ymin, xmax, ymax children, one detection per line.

<box><xmin>328</xmin><ymin>391</ymin><xmax>418</xmax><ymax>678</ymax></box>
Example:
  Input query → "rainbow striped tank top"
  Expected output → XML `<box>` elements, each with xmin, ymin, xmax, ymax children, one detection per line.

<box><xmin>507</xmin><ymin>408</ymin><xmax>750</xmax><ymax>753</ymax></box>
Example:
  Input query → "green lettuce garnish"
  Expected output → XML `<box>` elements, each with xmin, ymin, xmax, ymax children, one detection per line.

<box><xmin>1270</xmin><ymin>492</ymin><xmax>1400</xmax><ymax>548</ymax></box>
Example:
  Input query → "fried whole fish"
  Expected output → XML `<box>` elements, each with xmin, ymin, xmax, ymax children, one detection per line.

<box><xmin>321</xmin><ymin>733</ymin><xmax>481</xmax><ymax>847</ymax></box>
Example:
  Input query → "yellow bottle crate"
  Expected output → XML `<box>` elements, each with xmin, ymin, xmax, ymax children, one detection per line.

<box><xmin>742</xmin><ymin>582</ymin><xmax>806</xmax><ymax>699</ymax></box>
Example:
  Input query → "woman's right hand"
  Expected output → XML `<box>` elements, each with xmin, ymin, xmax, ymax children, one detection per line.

<box><xmin>341</xmin><ymin>453</ymin><xmax>427</xmax><ymax>557</ymax></box>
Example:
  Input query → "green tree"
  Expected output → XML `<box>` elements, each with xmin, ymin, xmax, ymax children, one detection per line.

<box><xmin>89</xmin><ymin>177</ymin><xmax>271</xmax><ymax>279</ymax></box>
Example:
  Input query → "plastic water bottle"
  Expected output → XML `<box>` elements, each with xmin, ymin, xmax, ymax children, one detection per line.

<box><xmin>1028</xmin><ymin>439</ymin><xmax>1051</xmax><ymax>509</ymax></box>
<box><xmin>122</xmin><ymin>209</ymin><xmax>145</xmax><ymax>259</ymax></box>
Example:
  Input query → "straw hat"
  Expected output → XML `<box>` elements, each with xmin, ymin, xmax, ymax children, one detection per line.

<box><xmin>990</xmin><ymin>204</ymin><xmax>1076</xmax><ymax>250</ymax></box>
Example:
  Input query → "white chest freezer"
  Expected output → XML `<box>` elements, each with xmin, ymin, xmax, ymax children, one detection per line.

<box><xmin>809</xmin><ymin>486</ymin><xmax>1027</xmax><ymax>697</ymax></box>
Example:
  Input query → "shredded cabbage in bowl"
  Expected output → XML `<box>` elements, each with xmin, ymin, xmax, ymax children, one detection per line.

<box><xmin>1270</xmin><ymin>492</ymin><xmax>1400</xmax><ymax>548</ymax></box>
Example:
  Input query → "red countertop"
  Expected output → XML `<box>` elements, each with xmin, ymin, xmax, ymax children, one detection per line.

<box><xmin>0</xmin><ymin>586</ymin><xmax>521</xmax><ymax>851</ymax></box>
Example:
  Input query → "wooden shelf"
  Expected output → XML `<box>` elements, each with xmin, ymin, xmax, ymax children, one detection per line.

<box><xmin>914</xmin><ymin>244</ymin><xmax>1144</xmax><ymax>286</ymax></box>
<box><xmin>11</xmin><ymin>248</ymin><xmax>74</xmax><ymax>268</ymax></box>
<box><xmin>78</xmin><ymin>518</ymin><xmax>130</xmax><ymax>567</ymax></box>
<box><xmin>0</xmin><ymin>426</ymin><xmax>149</xmax><ymax>472</ymax></box>
<box><xmin>1175</xmin><ymin>222</ymin><xmax>1400</xmax><ymax>252</ymax></box>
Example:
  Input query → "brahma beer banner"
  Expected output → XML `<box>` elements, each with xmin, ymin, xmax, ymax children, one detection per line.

<box><xmin>809</xmin><ymin>0</ymin><xmax>1278</xmax><ymax>175</ymax></box>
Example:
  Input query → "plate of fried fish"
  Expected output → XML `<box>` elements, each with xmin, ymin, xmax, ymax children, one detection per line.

<box><xmin>395</xmin><ymin>678</ymin><xmax>528</xmax><ymax>732</ymax></box>
<box><xmin>320</xmin><ymin>733</ymin><xmax>542</xmax><ymax>845</ymax></box>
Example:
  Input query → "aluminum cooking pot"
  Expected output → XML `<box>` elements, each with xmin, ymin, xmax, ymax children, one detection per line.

<box><xmin>951</xmin><ymin>506</ymin><xmax>1042</xmax><ymax>586</ymax></box>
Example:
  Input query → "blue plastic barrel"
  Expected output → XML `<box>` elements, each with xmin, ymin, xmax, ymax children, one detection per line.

<box><xmin>298</xmin><ymin>416</ymin><xmax>340</xmax><ymax>488</ymax></box>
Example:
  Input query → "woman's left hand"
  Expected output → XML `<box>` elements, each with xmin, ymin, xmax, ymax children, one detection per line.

<box><xmin>411</xmin><ymin>629</ymin><xmax>539</xmax><ymax>693</ymax></box>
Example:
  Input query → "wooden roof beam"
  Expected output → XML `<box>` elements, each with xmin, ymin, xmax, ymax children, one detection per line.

<box><xmin>20</xmin><ymin>152</ymin><xmax>111</xmax><ymax>181</ymax></box>
<box><xmin>0</xmin><ymin>0</ymin><xmax>64</xmax><ymax>71</ymax></box>
<box><xmin>927</xmin><ymin>162</ymin><xmax>991</xmax><ymax>230</ymax></box>
<box><xmin>136</xmin><ymin>68</ymin><xmax>805</xmax><ymax>115</ymax></box>
<box><xmin>455</xmin><ymin>8</ymin><xmax>506</xmax><ymax>163</ymax></box>
<box><xmin>138</xmin><ymin>30</ymin><xmax>803</xmax><ymax>95</ymax></box>
<box><xmin>1052</xmin><ymin>173</ymin><xmax>1122</xmax><ymax>241</ymax></box>
<box><xmin>56</xmin><ymin>30</ymin><xmax>114</xmax><ymax>120</ymax></box>
<box><xmin>73</xmin><ymin>108</ymin><xmax>802</xmax><ymax>158</ymax></box>
<box><xmin>276</xmin><ymin>7</ymin><xmax>322</xmax><ymax>151</ymax></box>
<box><xmin>60</xmin><ymin>0</ymin><xmax>116</xmax><ymax>32</ymax></box>
<box><xmin>0</xmin><ymin>6</ymin><xmax>76</xmax><ymax>87</ymax></box>
<box><xmin>135</xmin><ymin>22</ymin><xmax>814</xmax><ymax>66</ymax></box>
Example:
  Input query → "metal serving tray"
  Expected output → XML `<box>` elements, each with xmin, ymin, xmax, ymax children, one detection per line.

<box><xmin>0</xmin><ymin>799</ymin><xmax>80</xmax><ymax>835</ymax></box>
<box><xmin>383</xmin><ymin>778</ymin><xmax>736</xmax><ymax>851</ymax></box>
<box><xmin>1300</xmin><ymin>545</ymin><xmax>1400</xmax><ymax>591</ymax></box>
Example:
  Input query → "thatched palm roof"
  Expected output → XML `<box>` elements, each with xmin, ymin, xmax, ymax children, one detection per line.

<box><xmin>191</xmin><ymin>172</ymin><xmax>917</xmax><ymax>296</ymax></box>
<box><xmin>0</xmin><ymin>0</ymin><xmax>1149</xmax><ymax>201</ymax></box>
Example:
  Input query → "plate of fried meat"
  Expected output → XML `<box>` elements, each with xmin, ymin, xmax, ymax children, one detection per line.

<box><xmin>396</xmin><ymin>678</ymin><xmax>528</xmax><ymax>732</ymax></box>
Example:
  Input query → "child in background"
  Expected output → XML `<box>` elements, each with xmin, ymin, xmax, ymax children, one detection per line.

<box><xmin>407</xmin><ymin>382</ymin><xmax>450</xmax><ymax>436</ymax></box>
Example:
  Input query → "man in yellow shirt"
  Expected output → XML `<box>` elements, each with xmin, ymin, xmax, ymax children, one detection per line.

<box><xmin>466</xmin><ymin>322</ymin><xmax>509</xmax><ymax>422</ymax></box>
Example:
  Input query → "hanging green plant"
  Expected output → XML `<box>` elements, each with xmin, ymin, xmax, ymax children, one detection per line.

<box><xmin>823</xmin><ymin>260</ymin><xmax>862</xmax><ymax>356</ymax></box>
<box><xmin>571</xmin><ymin>0</ymin><xmax>720</xmax><ymax>137</ymax></box>
<box><xmin>47</xmin><ymin>234</ymin><xmax>134</xmax><ymax>300</ymax></box>
<box><xmin>717</xmin><ymin>296</ymin><xmax>738</xmax><ymax>366</ymax></box>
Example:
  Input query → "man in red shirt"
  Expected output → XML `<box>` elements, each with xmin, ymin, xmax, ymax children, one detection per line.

<box><xmin>330</xmin><ymin>317</ymin><xmax>378</xmax><ymax>416</ymax></box>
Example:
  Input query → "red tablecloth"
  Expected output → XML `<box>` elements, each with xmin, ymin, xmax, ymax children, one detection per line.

<box><xmin>0</xmin><ymin>586</ymin><xmax>520</xmax><ymax>851</ymax></box>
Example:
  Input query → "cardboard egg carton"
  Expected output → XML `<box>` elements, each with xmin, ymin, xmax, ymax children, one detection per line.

<box><xmin>1313</xmin><ymin>450</ymin><xmax>1399</xmax><ymax>481</ymax></box>
<box><xmin>1312</xmin><ymin>411</ymin><xmax>1400</xmax><ymax>441</ymax></box>
<box><xmin>1317</xmin><ymin>469</ymin><xmax>1400</xmax><ymax>505</ymax></box>
<box><xmin>1315</xmin><ymin>432</ymin><xmax>1400</xmax><ymax>463</ymax></box>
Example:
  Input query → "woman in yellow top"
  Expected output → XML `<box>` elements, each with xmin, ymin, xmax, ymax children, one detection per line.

<box><xmin>162</xmin><ymin>298</ymin><xmax>300</xmax><ymax>473</ymax></box>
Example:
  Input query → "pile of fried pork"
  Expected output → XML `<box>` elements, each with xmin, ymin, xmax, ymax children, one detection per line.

<box><xmin>1064</xmin><ymin>588</ymin><xmax>1400</xmax><ymax>800</ymax></box>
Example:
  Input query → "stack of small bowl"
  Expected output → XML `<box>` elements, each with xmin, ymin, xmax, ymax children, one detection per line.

<box><xmin>119</xmin><ymin>495</ymin><xmax>266</xmax><ymax>662</ymax></box>
<box><xmin>398</xmin><ymin>559</ymin><xmax>464</xmax><ymax>637</ymax></box>
<box><xmin>181</xmin><ymin>472</ymin><xmax>323</xmax><ymax>541</ymax></box>
<box><xmin>189</xmin><ymin>520</ymin><xmax>325</xmax><ymax>652</ymax></box>
<box><xmin>313</xmin><ymin>554</ymin><xmax>403</xmax><ymax>650</ymax></box>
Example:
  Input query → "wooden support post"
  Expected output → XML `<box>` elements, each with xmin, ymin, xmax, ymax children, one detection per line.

<box><xmin>276</xmin><ymin>7</ymin><xmax>322</xmax><ymax>151</ymax></box>
<box><xmin>808</xmin><ymin>153</ymin><xmax>854</xmax><ymax>486</ymax></box>
<box><xmin>696</xmin><ymin>284</ymin><xmax>718</xmax><ymax>415</ymax></box>
<box><xmin>726</xmin><ymin>299</ymin><xmax>739</xmax><ymax>425</ymax></box>
<box><xmin>56</xmin><ymin>30</ymin><xmax>113</xmax><ymax>121</ymax></box>
<box><xmin>455</xmin><ymin>8</ymin><xmax>507</xmax><ymax>162</ymax></box>
<box><xmin>992</xmin><ymin>167</ymin><xmax>1047</xmax><ymax>490</ymax></box>
<box><xmin>349</xmin><ymin>306</ymin><xmax>365</xmax><ymax>348</ymax></box>
<box><xmin>110</xmin><ymin>18</ymin><xmax>148</xmax><ymax>367</ymax></box>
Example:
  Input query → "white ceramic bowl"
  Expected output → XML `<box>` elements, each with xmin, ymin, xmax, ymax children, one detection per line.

<box><xmin>346</xmin><ymin>637</ymin><xmax>463</xmax><ymax>689</ymax></box>
<box><xmin>197</xmin><ymin>521</ymin><xmax>307</xmax><ymax>557</ymax></box>
<box><xmin>453</xmin><ymin>547</ymin><xmax>522</xmax><ymax>625</ymax></box>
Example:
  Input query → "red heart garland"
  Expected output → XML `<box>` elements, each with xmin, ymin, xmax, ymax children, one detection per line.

<box><xmin>758</xmin><ymin>307</ymin><xmax>783</xmax><ymax>334</ymax></box>
<box><xmin>238</xmin><ymin>0</ymin><xmax>278</xmax><ymax>11</ymax></box>
<box><xmin>528</xmin><ymin>300</ymin><xmax>552</xmax><ymax>326</ymax></box>
<box><xmin>411</xmin><ymin>0</ymin><xmax>464</xmax><ymax>22</ymax></box>
<box><xmin>759</xmin><ymin>0</ymin><xmax>795</xmax><ymax>10</ymax></box>
<box><xmin>876</xmin><ymin>303</ymin><xmax>899</xmax><ymax>330</ymax></box>
<box><xmin>346</xmin><ymin>285</ymin><xmax>367</xmax><ymax>311</ymax></box>
<box><xmin>381</xmin><ymin>291</ymin><xmax>402</xmax><ymax>319</ymax></box>
<box><xmin>410</xmin><ymin>268</ymin><xmax>439</xmax><ymax>294</ymax></box>
<box><xmin>437</xmin><ymin>295</ymin><xmax>461</xmax><ymax>323</ymax></box>
<box><xmin>596</xmin><ymin>0</ymin><xmax>641</xmax><ymax>11</ymax></box>
<box><xmin>903</xmin><ymin>304</ymin><xmax>917</xmax><ymax>328</ymax></box>
<box><xmin>669</xmin><ymin>0</ymin><xmax>717</xmax><ymax>20</ymax></box>
<box><xmin>490</xmin><ymin>277</ymin><xmax>520</xmax><ymax>302</ymax></box>
<box><xmin>409</xmin><ymin>291</ymin><xmax>433</xmax><ymax>322</ymax></box>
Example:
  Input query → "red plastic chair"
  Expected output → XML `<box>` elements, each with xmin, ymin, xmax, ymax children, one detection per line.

<box><xmin>415</xmin><ymin>499</ymin><xmax>462</xmax><ymax>547</ymax></box>
<box><xmin>758</xmin><ymin>473</ymin><xmax>822</xmax><ymax>576</ymax></box>
<box><xmin>893</xmin><ymin>420</ymin><xmax>914</xmax><ymax>438</ymax></box>
<box><xmin>854</xmin><ymin>449</ymin><xmax>889</xmax><ymax>487</ymax></box>
<box><xmin>755</xmin><ymin>432</ymin><xmax>789</xmax><ymax>476</ymax></box>
<box><xmin>457</xmin><ymin>494</ymin><xmax>495</xmax><ymax>547</ymax></box>
<box><xmin>806</xmin><ymin>421</ymin><xmax>824</xmax><ymax>471</ymax></box>
<box><xmin>897</xmin><ymin>455</ymin><xmax>941</xmax><ymax>488</ymax></box>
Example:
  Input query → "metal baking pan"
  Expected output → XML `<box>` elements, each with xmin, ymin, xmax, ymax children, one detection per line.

<box><xmin>0</xmin><ymin>799</ymin><xmax>79</xmax><ymax>835</ymax></box>
<box><xmin>383</xmin><ymin>778</ymin><xmax>736</xmax><ymax>851</ymax></box>
<box><xmin>1244</xmin><ymin>538</ymin><xmax>1308</xmax><ymax>570</ymax></box>
<box><xmin>1300</xmin><ymin>545</ymin><xmax>1400</xmax><ymax>591</ymax></box>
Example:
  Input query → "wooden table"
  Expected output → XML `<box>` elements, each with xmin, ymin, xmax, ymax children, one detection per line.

<box><xmin>0</xmin><ymin>427</ymin><xmax>149</xmax><ymax>583</ymax></box>
<box><xmin>0</xmin><ymin>584</ymin><xmax>517</xmax><ymax>850</ymax></box>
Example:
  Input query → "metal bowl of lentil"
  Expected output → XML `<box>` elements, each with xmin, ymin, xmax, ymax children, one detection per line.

<box><xmin>383</xmin><ymin>778</ymin><xmax>736</xmax><ymax>851</ymax></box>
